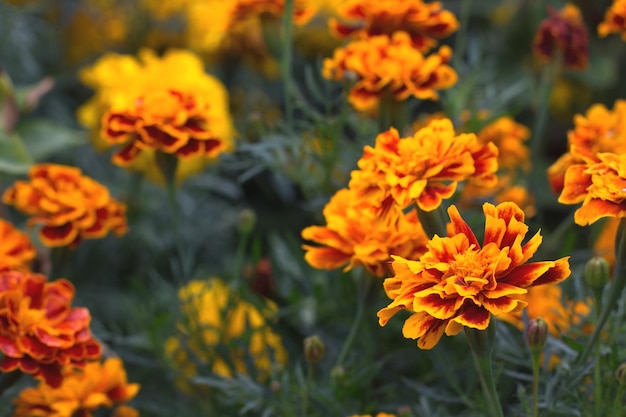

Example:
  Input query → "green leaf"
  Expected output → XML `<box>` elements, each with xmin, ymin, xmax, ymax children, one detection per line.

<box><xmin>17</xmin><ymin>118</ymin><xmax>86</xmax><ymax>161</ymax></box>
<box><xmin>0</xmin><ymin>129</ymin><xmax>32</xmax><ymax>174</ymax></box>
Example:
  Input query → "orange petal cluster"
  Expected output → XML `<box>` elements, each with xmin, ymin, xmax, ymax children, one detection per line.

<box><xmin>348</xmin><ymin>119</ymin><xmax>498</xmax><ymax>218</ymax></box>
<box><xmin>13</xmin><ymin>358</ymin><xmax>139</xmax><ymax>417</ymax></box>
<box><xmin>229</xmin><ymin>0</ymin><xmax>316</xmax><ymax>26</ymax></box>
<box><xmin>2</xmin><ymin>164</ymin><xmax>127</xmax><ymax>248</ymax></box>
<box><xmin>322</xmin><ymin>32</ymin><xmax>457</xmax><ymax>112</ymax></box>
<box><xmin>301</xmin><ymin>188</ymin><xmax>429</xmax><ymax>277</ymax></box>
<box><xmin>533</xmin><ymin>3</ymin><xmax>589</xmax><ymax>70</ymax></box>
<box><xmin>377</xmin><ymin>202</ymin><xmax>571</xmax><ymax>349</ymax></box>
<box><xmin>0</xmin><ymin>269</ymin><xmax>101</xmax><ymax>387</ymax></box>
<box><xmin>329</xmin><ymin>0</ymin><xmax>459</xmax><ymax>52</ymax></box>
<box><xmin>476</xmin><ymin>116</ymin><xmax>531</xmax><ymax>174</ymax></box>
<box><xmin>0</xmin><ymin>219</ymin><xmax>36</xmax><ymax>270</ymax></box>
<box><xmin>598</xmin><ymin>0</ymin><xmax>626</xmax><ymax>40</ymax></box>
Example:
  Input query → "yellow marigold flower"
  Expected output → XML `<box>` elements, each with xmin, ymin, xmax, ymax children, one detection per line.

<box><xmin>2</xmin><ymin>164</ymin><xmax>127</xmax><ymax>248</ymax></box>
<box><xmin>330</xmin><ymin>0</ymin><xmax>458</xmax><ymax>53</ymax></box>
<box><xmin>165</xmin><ymin>279</ymin><xmax>288</xmax><ymax>383</ymax></box>
<box><xmin>301</xmin><ymin>188</ymin><xmax>429</xmax><ymax>278</ymax></box>
<box><xmin>599</xmin><ymin>0</ymin><xmax>626</xmax><ymax>40</ymax></box>
<box><xmin>349</xmin><ymin>119</ymin><xmax>498</xmax><ymax>218</ymax></box>
<box><xmin>13</xmin><ymin>358</ymin><xmax>139</xmax><ymax>417</ymax></box>
<box><xmin>78</xmin><ymin>49</ymin><xmax>235</xmax><ymax>183</ymax></box>
<box><xmin>378</xmin><ymin>202</ymin><xmax>571</xmax><ymax>349</ymax></box>
<box><xmin>0</xmin><ymin>219</ymin><xmax>36</xmax><ymax>270</ymax></box>
<box><xmin>533</xmin><ymin>3</ymin><xmax>589</xmax><ymax>70</ymax></box>
<box><xmin>322</xmin><ymin>32</ymin><xmax>457</xmax><ymax>113</ymax></box>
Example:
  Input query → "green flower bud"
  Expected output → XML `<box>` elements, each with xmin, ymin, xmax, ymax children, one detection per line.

<box><xmin>526</xmin><ymin>318</ymin><xmax>548</xmax><ymax>351</ymax></box>
<box><xmin>584</xmin><ymin>256</ymin><xmax>610</xmax><ymax>290</ymax></box>
<box><xmin>303</xmin><ymin>335</ymin><xmax>325</xmax><ymax>365</ymax></box>
<box><xmin>238</xmin><ymin>209</ymin><xmax>256</xmax><ymax>235</ymax></box>
<box><xmin>616</xmin><ymin>362</ymin><xmax>626</xmax><ymax>385</ymax></box>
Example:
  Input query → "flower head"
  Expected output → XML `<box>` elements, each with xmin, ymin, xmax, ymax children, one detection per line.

<box><xmin>301</xmin><ymin>188</ymin><xmax>429</xmax><ymax>277</ymax></box>
<box><xmin>0</xmin><ymin>219</ymin><xmax>36</xmax><ymax>270</ymax></box>
<box><xmin>322</xmin><ymin>32</ymin><xmax>457</xmax><ymax>113</ymax></box>
<box><xmin>13</xmin><ymin>358</ymin><xmax>139</xmax><ymax>417</ymax></box>
<box><xmin>230</xmin><ymin>0</ymin><xmax>316</xmax><ymax>26</ymax></box>
<box><xmin>349</xmin><ymin>119</ymin><xmax>498</xmax><ymax>219</ymax></box>
<box><xmin>598</xmin><ymin>0</ymin><xmax>626</xmax><ymax>40</ymax></box>
<box><xmin>78</xmin><ymin>49</ymin><xmax>235</xmax><ymax>183</ymax></box>
<box><xmin>165</xmin><ymin>279</ymin><xmax>287</xmax><ymax>383</ymax></box>
<box><xmin>0</xmin><ymin>269</ymin><xmax>101</xmax><ymax>386</ymax></box>
<box><xmin>378</xmin><ymin>202</ymin><xmax>571</xmax><ymax>349</ymax></box>
<box><xmin>533</xmin><ymin>4</ymin><xmax>589</xmax><ymax>70</ymax></box>
<box><xmin>2</xmin><ymin>164</ymin><xmax>127</xmax><ymax>248</ymax></box>
<box><xmin>330</xmin><ymin>0</ymin><xmax>458</xmax><ymax>52</ymax></box>
<box><xmin>476</xmin><ymin>116</ymin><xmax>531</xmax><ymax>174</ymax></box>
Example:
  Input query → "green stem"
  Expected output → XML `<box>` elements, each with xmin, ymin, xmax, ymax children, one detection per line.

<box><xmin>416</xmin><ymin>204</ymin><xmax>448</xmax><ymax>239</ymax></box>
<box><xmin>452</xmin><ymin>0</ymin><xmax>472</xmax><ymax>70</ymax></box>
<box><xmin>302</xmin><ymin>362</ymin><xmax>314</xmax><ymax>417</ymax></box>
<box><xmin>377</xmin><ymin>90</ymin><xmax>406</xmax><ymax>133</ymax></box>
<box><xmin>576</xmin><ymin>219</ymin><xmax>626</xmax><ymax>366</ymax></box>
<box><xmin>281</xmin><ymin>0</ymin><xmax>294</xmax><ymax>128</ymax></box>
<box><xmin>334</xmin><ymin>271</ymin><xmax>368</xmax><ymax>368</ymax></box>
<box><xmin>610</xmin><ymin>384</ymin><xmax>625</xmax><ymax>417</ymax></box>
<box><xmin>50</xmin><ymin>246</ymin><xmax>70</xmax><ymax>279</ymax></box>
<box><xmin>530</xmin><ymin>350</ymin><xmax>541</xmax><ymax>417</ymax></box>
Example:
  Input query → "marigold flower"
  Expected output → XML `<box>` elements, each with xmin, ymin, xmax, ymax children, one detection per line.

<box><xmin>533</xmin><ymin>4</ymin><xmax>589</xmax><ymax>70</ymax></box>
<box><xmin>0</xmin><ymin>269</ymin><xmax>101</xmax><ymax>387</ymax></box>
<box><xmin>230</xmin><ymin>0</ymin><xmax>316</xmax><ymax>26</ymax></box>
<box><xmin>301</xmin><ymin>188</ymin><xmax>429</xmax><ymax>277</ymax></box>
<box><xmin>348</xmin><ymin>414</ymin><xmax>396</xmax><ymax>417</ymax></box>
<box><xmin>0</xmin><ymin>219</ymin><xmax>36</xmax><ymax>270</ymax></box>
<box><xmin>378</xmin><ymin>202</ymin><xmax>571</xmax><ymax>349</ymax></box>
<box><xmin>477</xmin><ymin>116</ymin><xmax>531</xmax><ymax>174</ymax></box>
<box><xmin>330</xmin><ymin>0</ymin><xmax>458</xmax><ymax>52</ymax></box>
<box><xmin>598</xmin><ymin>0</ymin><xmax>626</xmax><ymax>40</ymax></box>
<box><xmin>165</xmin><ymin>278</ymin><xmax>287</xmax><ymax>383</ymax></box>
<box><xmin>2</xmin><ymin>164</ymin><xmax>127</xmax><ymax>248</ymax></box>
<box><xmin>78</xmin><ymin>49</ymin><xmax>235</xmax><ymax>183</ymax></box>
<box><xmin>594</xmin><ymin>218</ymin><xmax>620</xmax><ymax>270</ymax></box>
<box><xmin>322</xmin><ymin>32</ymin><xmax>457</xmax><ymax>113</ymax></box>
<box><xmin>13</xmin><ymin>358</ymin><xmax>139</xmax><ymax>417</ymax></box>
<box><xmin>349</xmin><ymin>119</ymin><xmax>498</xmax><ymax>218</ymax></box>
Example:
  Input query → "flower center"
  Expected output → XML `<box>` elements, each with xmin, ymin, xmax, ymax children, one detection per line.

<box><xmin>17</xmin><ymin>298</ymin><xmax>46</xmax><ymax>335</ymax></box>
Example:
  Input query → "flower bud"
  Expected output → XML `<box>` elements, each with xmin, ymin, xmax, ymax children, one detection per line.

<box><xmin>238</xmin><ymin>209</ymin><xmax>256</xmax><ymax>235</ymax></box>
<box><xmin>525</xmin><ymin>318</ymin><xmax>548</xmax><ymax>351</ymax></box>
<box><xmin>616</xmin><ymin>362</ymin><xmax>626</xmax><ymax>385</ymax></box>
<box><xmin>584</xmin><ymin>256</ymin><xmax>610</xmax><ymax>290</ymax></box>
<box><xmin>303</xmin><ymin>335</ymin><xmax>325</xmax><ymax>365</ymax></box>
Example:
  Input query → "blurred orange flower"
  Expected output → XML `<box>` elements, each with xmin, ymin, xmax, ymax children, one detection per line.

<box><xmin>2</xmin><ymin>164</ymin><xmax>127</xmax><ymax>248</ymax></box>
<box><xmin>0</xmin><ymin>269</ymin><xmax>101</xmax><ymax>387</ymax></box>
<box><xmin>330</xmin><ymin>0</ymin><xmax>458</xmax><ymax>52</ymax></box>
<box><xmin>378</xmin><ymin>202</ymin><xmax>571</xmax><ymax>349</ymax></box>
<box><xmin>230</xmin><ymin>0</ymin><xmax>316</xmax><ymax>26</ymax></box>
<box><xmin>13</xmin><ymin>358</ymin><xmax>139</xmax><ymax>417</ymax></box>
<box><xmin>0</xmin><ymin>219</ymin><xmax>36</xmax><ymax>270</ymax></box>
<box><xmin>477</xmin><ymin>116</ymin><xmax>531</xmax><ymax>174</ymax></box>
<box><xmin>349</xmin><ymin>119</ymin><xmax>498</xmax><ymax>219</ymax></box>
<box><xmin>594</xmin><ymin>218</ymin><xmax>620</xmax><ymax>270</ymax></box>
<box><xmin>533</xmin><ymin>4</ymin><xmax>589</xmax><ymax>70</ymax></box>
<box><xmin>598</xmin><ymin>0</ymin><xmax>626</xmax><ymax>40</ymax></box>
<box><xmin>322</xmin><ymin>32</ymin><xmax>457</xmax><ymax>113</ymax></box>
<box><xmin>301</xmin><ymin>188</ymin><xmax>428</xmax><ymax>277</ymax></box>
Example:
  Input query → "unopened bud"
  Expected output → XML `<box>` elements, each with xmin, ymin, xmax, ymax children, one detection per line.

<box><xmin>238</xmin><ymin>209</ymin><xmax>256</xmax><ymax>235</ymax></box>
<box><xmin>616</xmin><ymin>363</ymin><xmax>626</xmax><ymax>385</ymax></box>
<box><xmin>303</xmin><ymin>335</ymin><xmax>325</xmax><ymax>364</ymax></box>
<box><xmin>584</xmin><ymin>256</ymin><xmax>610</xmax><ymax>290</ymax></box>
<box><xmin>330</xmin><ymin>365</ymin><xmax>345</xmax><ymax>382</ymax></box>
<box><xmin>526</xmin><ymin>318</ymin><xmax>548</xmax><ymax>351</ymax></box>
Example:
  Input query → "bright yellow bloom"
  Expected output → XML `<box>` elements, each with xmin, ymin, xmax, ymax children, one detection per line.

<box><xmin>378</xmin><ymin>202</ymin><xmax>571</xmax><ymax>349</ymax></box>
<box><xmin>349</xmin><ymin>119</ymin><xmax>498</xmax><ymax>220</ymax></box>
<box><xmin>165</xmin><ymin>279</ymin><xmax>287</xmax><ymax>383</ymax></box>
<box><xmin>78</xmin><ymin>49</ymin><xmax>235</xmax><ymax>183</ymax></box>
<box><xmin>322</xmin><ymin>32</ymin><xmax>457</xmax><ymax>113</ymax></box>
<box><xmin>599</xmin><ymin>0</ymin><xmax>626</xmax><ymax>40</ymax></box>
<box><xmin>330</xmin><ymin>0</ymin><xmax>458</xmax><ymax>53</ymax></box>
<box><xmin>12</xmin><ymin>358</ymin><xmax>139</xmax><ymax>417</ymax></box>
<box><xmin>0</xmin><ymin>219</ymin><xmax>36</xmax><ymax>270</ymax></box>
<box><xmin>301</xmin><ymin>188</ymin><xmax>429</xmax><ymax>277</ymax></box>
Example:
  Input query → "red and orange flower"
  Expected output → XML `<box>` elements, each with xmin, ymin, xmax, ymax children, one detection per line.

<box><xmin>348</xmin><ymin>119</ymin><xmax>498</xmax><ymax>219</ymax></box>
<box><xmin>378</xmin><ymin>202</ymin><xmax>571</xmax><ymax>349</ymax></box>
<box><xmin>13</xmin><ymin>357</ymin><xmax>139</xmax><ymax>417</ymax></box>
<box><xmin>598</xmin><ymin>0</ymin><xmax>626</xmax><ymax>40</ymax></box>
<box><xmin>0</xmin><ymin>269</ymin><xmax>101</xmax><ymax>387</ymax></box>
<box><xmin>329</xmin><ymin>0</ymin><xmax>459</xmax><ymax>52</ymax></box>
<box><xmin>0</xmin><ymin>219</ymin><xmax>36</xmax><ymax>270</ymax></box>
<box><xmin>2</xmin><ymin>164</ymin><xmax>128</xmax><ymax>248</ymax></box>
<box><xmin>230</xmin><ymin>0</ymin><xmax>316</xmax><ymax>26</ymax></box>
<box><xmin>301</xmin><ymin>188</ymin><xmax>429</xmax><ymax>277</ymax></box>
<box><xmin>322</xmin><ymin>32</ymin><xmax>457</xmax><ymax>113</ymax></box>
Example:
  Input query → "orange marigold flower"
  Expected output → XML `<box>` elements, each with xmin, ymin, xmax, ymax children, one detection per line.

<box><xmin>533</xmin><ymin>4</ymin><xmax>589</xmax><ymax>70</ymax></box>
<box><xmin>349</xmin><ymin>119</ymin><xmax>498</xmax><ymax>218</ymax></box>
<box><xmin>322</xmin><ymin>32</ymin><xmax>457</xmax><ymax>113</ymax></box>
<box><xmin>598</xmin><ymin>0</ymin><xmax>626</xmax><ymax>40</ymax></box>
<box><xmin>0</xmin><ymin>269</ymin><xmax>101</xmax><ymax>387</ymax></box>
<box><xmin>13</xmin><ymin>357</ymin><xmax>139</xmax><ymax>417</ymax></box>
<box><xmin>477</xmin><ymin>116</ymin><xmax>531</xmax><ymax>174</ymax></box>
<box><xmin>2</xmin><ymin>164</ymin><xmax>127</xmax><ymax>248</ymax></box>
<box><xmin>348</xmin><ymin>413</ymin><xmax>396</xmax><ymax>417</ymax></box>
<box><xmin>594</xmin><ymin>218</ymin><xmax>620</xmax><ymax>270</ymax></box>
<box><xmin>377</xmin><ymin>202</ymin><xmax>571</xmax><ymax>349</ymax></box>
<box><xmin>301</xmin><ymin>188</ymin><xmax>429</xmax><ymax>277</ymax></box>
<box><xmin>0</xmin><ymin>219</ymin><xmax>36</xmax><ymax>270</ymax></box>
<box><xmin>230</xmin><ymin>0</ymin><xmax>316</xmax><ymax>26</ymax></box>
<box><xmin>330</xmin><ymin>0</ymin><xmax>458</xmax><ymax>53</ymax></box>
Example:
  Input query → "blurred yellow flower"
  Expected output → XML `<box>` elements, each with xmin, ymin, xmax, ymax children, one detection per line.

<box><xmin>598</xmin><ymin>0</ymin><xmax>626</xmax><ymax>40</ymax></box>
<box><xmin>78</xmin><ymin>49</ymin><xmax>235</xmax><ymax>183</ymax></box>
<box><xmin>348</xmin><ymin>414</ymin><xmax>396</xmax><ymax>417</ymax></box>
<box><xmin>165</xmin><ymin>279</ymin><xmax>288</xmax><ymax>383</ymax></box>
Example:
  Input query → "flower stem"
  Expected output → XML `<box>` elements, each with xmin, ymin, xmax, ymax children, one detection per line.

<box><xmin>610</xmin><ymin>383</ymin><xmax>625</xmax><ymax>417</ymax></box>
<box><xmin>334</xmin><ymin>270</ymin><xmax>369</xmax><ymax>368</ymax></box>
<box><xmin>465</xmin><ymin>321</ymin><xmax>504</xmax><ymax>417</ymax></box>
<box><xmin>416</xmin><ymin>204</ymin><xmax>448</xmax><ymax>239</ymax></box>
<box><xmin>377</xmin><ymin>89</ymin><xmax>407</xmax><ymax>133</ymax></box>
<box><xmin>281</xmin><ymin>0</ymin><xmax>294</xmax><ymax>128</ymax></box>
<box><xmin>302</xmin><ymin>362</ymin><xmax>314</xmax><ymax>417</ymax></box>
<box><xmin>452</xmin><ymin>0</ymin><xmax>472</xmax><ymax>70</ymax></box>
<box><xmin>530</xmin><ymin>350</ymin><xmax>541</xmax><ymax>417</ymax></box>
